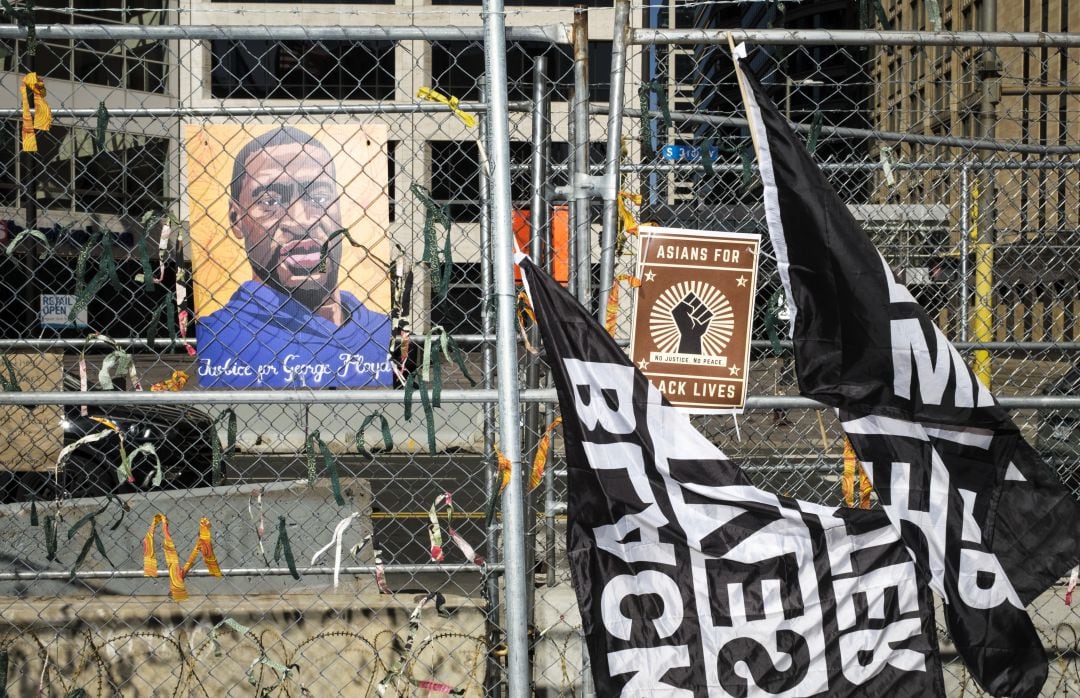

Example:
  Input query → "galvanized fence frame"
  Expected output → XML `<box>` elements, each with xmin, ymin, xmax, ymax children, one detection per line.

<box><xmin>540</xmin><ymin>12</ymin><xmax>1080</xmax><ymax>695</ymax></box>
<box><xmin>0</xmin><ymin>9</ymin><xmax>1079</xmax><ymax>697</ymax></box>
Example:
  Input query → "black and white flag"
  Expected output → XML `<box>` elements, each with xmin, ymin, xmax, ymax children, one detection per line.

<box><xmin>733</xmin><ymin>45</ymin><xmax>1080</xmax><ymax>698</ymax></box>
<box><xmin>519</xmin><ymin>254</ymin><xmax>945</xmax><ymax>697</ymax></box>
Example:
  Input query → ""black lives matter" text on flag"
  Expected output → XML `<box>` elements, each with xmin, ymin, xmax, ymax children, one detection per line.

<box><xmin>733</xmin><ymin>43</ymin><xmax>1080</xmax><ymax>698</ymax></box>
<box><xmin>519</xmin><ymin>253</ymin><xmax>945</xmax><ymax>697</ymax></box>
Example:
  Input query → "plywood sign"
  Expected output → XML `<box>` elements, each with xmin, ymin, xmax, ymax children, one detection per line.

<box><xmin>0</xmin><ymin>352</ymin><xmax>62</xmax><ymax>471</ymax></box>
<box><xmin>630</xmin><ymin>226</ymin><xmax>760</xmax><ymax>413</ymax></box>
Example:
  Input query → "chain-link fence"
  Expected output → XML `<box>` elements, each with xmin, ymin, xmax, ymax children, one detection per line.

<box><xmin>0</xmin><ymin>4</ymin><xmax>1077</xmax><ymax>696</ymax></box>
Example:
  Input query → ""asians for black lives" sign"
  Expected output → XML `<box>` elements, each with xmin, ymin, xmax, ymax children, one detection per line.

<box><xmin>630</xmin><ymin>226</ymin><xmax>760</xmax><ymax>412</ymax></box>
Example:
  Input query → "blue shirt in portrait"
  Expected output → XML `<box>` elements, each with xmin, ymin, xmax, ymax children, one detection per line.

<box><xmin>197</xmin><ymin>281</ymin><xmax>392</xmax><ymax>388</ymax></box>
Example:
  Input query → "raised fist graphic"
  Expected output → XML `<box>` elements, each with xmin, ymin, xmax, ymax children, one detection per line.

<box><xmin>671</xmin><ymin>291</ymin><xmax>712</xmax><ymax>354</ymax></box>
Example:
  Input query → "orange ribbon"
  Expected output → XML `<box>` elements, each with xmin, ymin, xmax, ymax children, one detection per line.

<box><xmin>143</xmin><ymin>514</ymin><xmax>222</xmax><ymax>602</ymax></box>
<box><xmin>497</xmin><ymin>450</ymin><xmax>511</xmax><ymax>493</ymax></box>
<box><xmin>150</xmin><ymin>369</ymin><xmax>189</xmax><ymax>392</ymax></box>
<box><xmin>605</xmin><ymin>275</ymin><xmax>641</xmax><ymax>336</ymax></box>
<box><xmin>529</xmin><ymin>417</ymin><xmax>562</xmax><ymax>491</ymax></box>
<box><xmin>498</xmin><ymin>417</ymin><xmax>563</xmax><ymax>494</ymax></box>
<box><xmin>842</xmin><ymin>437</ymin><xmax>873</xmax><ymax>509</ymax></box>
<box><xmin>617</xmin><ymin>191</ymin><xmax>642</xmax><ymax>236</ymax></box>
<box><xmin>516</xmin><ymin>291</ymin><xmax>539</xmax><ymax>354</ymax></box>
<box><xmin>20</xmin><ymin>73</ymin><xmax>52</xmax><ymax>153</ymax></box>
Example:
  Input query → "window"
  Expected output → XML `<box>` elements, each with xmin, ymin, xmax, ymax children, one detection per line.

<box><xmin>430</xmin><ymin>141</ymin><xmax>482</xmax><ymax>222</ymax></box>
<box><xmin>430</xmin><ymin>263</ymin><xmax>483</xmax><ymax>336</ymax></box>
<box><xmin>73</xmin><ymin>130</ymin><xmax>170</xmax><ymax>215</ymax></box>
<box><xmin>0</xmin><ymin>122</ymin><xmax>19</xmax><ymax>207</ymax></box>
<box><xmin>210</xmin><ymin>0</ymin><xmax>393</xmax><ymax>3</ymax></box>
<box><xmin>6</xmin><ymin>1</ymin><xmax>170</xmax><ymax>94</ymax></box>
<box><xmin>5</xmin><ymin>126</ymin><xmax>169</xmax><ymax>216</ymax></box>
<box><xmin>210</xmin><ymin>40</ymin><xmax>396</xmax><ymax>100</ymax></box>
<box><xmin>433</xmin><ymin>0</ymin><xmax>609</xmax><ymax>6</ymax></box>
<box><xmin>428</xmin><ymin>140</ymin><xmax>605</xmax><ymax>223</ymax></box>
<box><xmin>430</xmin><ymin>41</ymin><xmax>613</xmax><ymax>102</ymax></box>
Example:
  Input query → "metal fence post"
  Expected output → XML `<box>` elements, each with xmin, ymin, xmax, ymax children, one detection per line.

<box><xmin>482</xmin><ymin>0</ymin><xmax>531</xmax><ymax>695</ymax></box>
<box><xmin>526</xmin><ymin>56</ymin><xmax>552</xmax><ymax>594</ymax></box>
<box><xmin>972</xmin><ymin>0</ymin><xmax>1000</xmax><ymax>388</ymax></box>
<box><xmin>477</xmin><ymin>88</ymin><xmax>506</xmax><ymax>698</ymax></box>
<box><xmin>571</xmin><ymin>5</ymin><xmax>592</xmax><ymax>308</ymax></box>
<box><xmin>596</xmin><ymin>0</ymin><xmax>632</xmax><ymax>323</ymax></box>
<box><xmin>959</xmin><ymin>163</ymin><xmax>971</xmax><ymax>342</ymax></box>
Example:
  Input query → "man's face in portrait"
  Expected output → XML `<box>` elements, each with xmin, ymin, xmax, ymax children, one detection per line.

<box><xmin>230</xmin><ymin>140</ymin><xmax>344</xmax><ymax>311</ymax></box>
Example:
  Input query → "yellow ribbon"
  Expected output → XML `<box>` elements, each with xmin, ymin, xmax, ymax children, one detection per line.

<box><xmin>150</xmin><ymin>369</ymin><xmax>189</xmax><ymax>392</ymax></box>
<box><xmin>143</xmin><ymin>514</ymin><xmax>222</xmax><ymax>602</ymax></box>
<box><xmin>516</xmin><ymin>291</ymin><xmax>539</xmax><ymax>355</ymax></box>
<box><xmin>842</xmin><ymin>437</ymin><xmax>873</xmax><ymax>509</ymax></box>
<box><xmin>183</xmin><ymin>517</ymin><xmax>223</xmax><ymax>579</ymax></box>
<box><xmin>497</xmin><ymin>417</ymin><xmax>563</xmax><ymax>494</ymax></box>
<box><xmin>20</xmin><ymin>73</ymin><xmax>52</xmax><ymax>153</ymax></box>
<box><xmin>497</xmin><ymin>450</ymin><xmax>511</xmax><ymax>493</ymax></box>
<box><xmin>416</xmin><ymin>87</ymin><xmax>477</xmax><ymax>128</ymax></box>
<box><xmin>606</xmin><ymin>275</ymin><xmax>641</xmax><ymax>336</ymax></box>
<box><xmin>143</xmin><ymin>513</ymin><xmax>187</xmax><ymax>601</ymax></box>
<box><xmin>617</xmin><ymin>191</ymin><xmax>642</xmax><ymax>237</ymax></box>
<box><xmin>529</xmin><ymin>417</ymin><xmax>562</xmax><ymax>492</ymax></box>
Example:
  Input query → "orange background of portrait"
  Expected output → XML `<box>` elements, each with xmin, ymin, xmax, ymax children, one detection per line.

<box><xmin>186</xmin><ymin>124</ymin><xmax>391</xmax><ymax>319</ymax></box>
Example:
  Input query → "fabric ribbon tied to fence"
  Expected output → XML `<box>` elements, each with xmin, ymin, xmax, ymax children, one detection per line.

<box><xmin>304</xmin><ymin>429</ymin><xmax>346</xmax><ymax>506</ymax></box>
<box><xmin>143</xmin><ymin>514</ymin><xmax>222</xmax><ymax>602</ymax></box>
<box><xmin>605</xmin><ymin>275</ymin><xmax>640</xmax><ymax>337</ymax></box>
<box><xmin>416</xmin><ymin>87</ymin><xmax>477</xmax><ymax>128</ymax></box>
<box><xmin>842</xmin><ymin>436</ymin><xmax>873</xmax><ymax>509</ymax></box>
<box><xmin>20</xmin><ymin>72</ymin><xmax>51</xmax><ymax>152</ymax></box>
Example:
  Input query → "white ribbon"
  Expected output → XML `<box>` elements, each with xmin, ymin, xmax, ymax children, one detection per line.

<box><xmin>311</xmin><ymin>512</ymin><xmax>361</xmax><ymax>590</ymax></box>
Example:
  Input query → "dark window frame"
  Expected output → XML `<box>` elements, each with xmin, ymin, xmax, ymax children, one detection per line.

<box><xmin>210</xmin><ymin>40</ymin><xmax>397</xmax><ymax>101</ymax></box>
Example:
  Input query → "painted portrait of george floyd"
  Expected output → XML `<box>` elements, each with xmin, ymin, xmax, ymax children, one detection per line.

<box><xmin>186</xmin><ymin>124</ymin><xmax>392</xmax><ymax>388</ymax></box>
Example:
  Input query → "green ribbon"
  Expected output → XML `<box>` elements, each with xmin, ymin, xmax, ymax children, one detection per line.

<box><xmin>118</xmin><ymin>442</ymin><xmax>163</xmax><ymax>487</ymax></box>
<box><xmin>355</xmin><ymin>412</ymin><xmax>393</xmax><ymax>457</ymax></box>
<box><xmin>274</xmin><ymin>516</ymin><xmax>300</xmax><ymax>580</ymax></box>
<box><xmin>70</xmin><ymin>229</ymin><xmax>122</xmax><ymax>322</ymax></box>
<box><xmin>94</xmin><ymin>101</ymin><xmax>109</xmax><ymax>152</ymax></box>
<box><xmin>29</xmin><ymin>498</ymin><xmax>37</xmax><ymax>527</ymax></box>
<box><xmin>67</xmin><ymin>503</ymin><xmax>114</xmax><ymax>579</ymax></box>
<box><xmin>404</xmin><ymin>372</ymin><xmax>436</xmax><ymax>455</ymax></box>
<box><xmin>98</xmin><ymin>348</ymin><xmax>135</xmax><ymax>391</ymax></box>
<box><xmin>44</xmin><ymin>515</ymin><xmax>57</xmax><ymax>562</ymax></box>
<box><xmin>411</xmin><ymin>184</ymin><xmax>453</xmax><ymax>301</ymax></box>
<box><xmin>0</xmin><ymin>356</ymin><xmax>20</xmax><ymax>393</ymax></box>
<box><xmin>807</xmin><ymin>111</ymin><xmax>823</xmax><ymax>155</ymax></box>
<box><xmin>873</xmin><ymin>0</ymin><xmax>893</xmax><ymax>30</ymax></box>
<box><xmin>860</xmin><ymin>0</ymin><xmax>894</xmax><ymax>53</ymax></box>
<box><xmin>926</xmin><ymin>0</ymin><xmax>942</xmax><ymax>30</ymax></box>
<box><xmin>304</xmin><ymin>430</ymin><xmax>345</xmax><ymax>506</ymax></box>
<box><xmin>700</xmin><ymin>137</ymin><xmax>715</xmax><ymax>177</ymax></box>
<box><xmin>211</xmin><ymin>408</ymin><xmax>236</xmax><ymax>487</ymax></box>
<box><xmin>763</xmin><ymin>287</ymin><xmax>786</xmax><ymax>357</ymax></box>
<box><xmin>425</xmin><ymin>326</ymin><xmax>476</xmax><ymax>387</ymax></box>
<box><xmin>65</xmin><ymin>689</ymin><xmax>87</xmax><ymax>698</ymax></box>
<box><xmin>638</xmin><ymin>82</ymin><xmax>653</xmax><ymax>147</ymax></box>
<box><xmin>144</xmin><ymin>289</ymin><xmax>177</xmax><ymax>348</ymax></box>
<box><xmin>136</xmin><ymin>224</ymin><xmax>155</xmax><ymax>291</ymax></box>
<box><xmin>3</xmin><ymin>229</ymin><xmax>47</xmax><ymax>257</ymax></box>
<box><xmin>740</xmin><ymin>146</ymin><xmax>754</xmax><ymax>190</ymax></box>
<box><xmin>315</xmin><ymin>228</ymin><xmax>361</xmax><ymax>274</ymax></box>
<box><xmin>0</xmin><ymin>0</ymin><xmax>36</xmax><ymax>56</ymax></box>
<box><xmin>0</xmin><ymin>649</ymin><xmax>7</xmax><ymax>698</ymax></box>
<box><xmin>638</xmin><ymin>82</ymin><xmax>672</xmax><ymax>148</ymax></box>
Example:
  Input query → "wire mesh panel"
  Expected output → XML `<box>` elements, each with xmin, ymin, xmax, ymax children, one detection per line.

<box><xmin>0</xmin><ymin>3</ymin><xmax>1079</xmax><ymax>696</ymax></box>
<box><xmin>0</xmin><ymin>12</ymin><xmax>589</xmax><ymax>696</ymax></box>
<box><xmin>550</xmin><ymin>16</ymin><xmax>1080</xmax><ymax>697</ymax></box>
